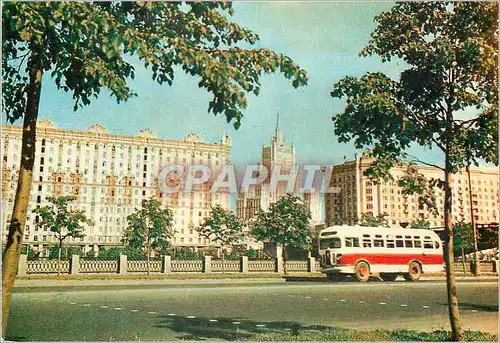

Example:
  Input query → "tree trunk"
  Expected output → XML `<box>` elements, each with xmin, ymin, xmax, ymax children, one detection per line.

<box><xmin>444</xmin><ymin>99</ymin><xmax>464</xmax><ymax>341</ymax></box>
<box><xmin>58</xmin><ymin>240</ymin><xmax>63</xmax><ymax>276</ymax></box>
<box><xmin>2</xmin><ymin>51</ymin><xmax>43</xmax><ymax>337</ymax></box>
<box><xmin>282</xmin><ymin>245</ymin><xmax>287</xmax><ymax>275</ymax></box>
<box><xmin>222</xmin><ymin>250</ymin><xmax>225</xmax><ymax>274</ymax></box>
<box><xmin>147</xmin><ymin>244</ymin><xmax>151</xmax><ymax>276</ymax></box>
<box><xmin>461</xmin><ymin>246</ymin><xmax>466</xmax><ymax>277</ymax></box>
<box><xmin>466</xmin><ymin>165</ymin><xmax>479</xmax><ymax>276</ymax></box>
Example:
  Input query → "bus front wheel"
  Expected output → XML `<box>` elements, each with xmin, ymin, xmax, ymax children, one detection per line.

<box><xmin>355</xmin><ymin>262</ymin><xmax>371</xmax><ymax>282</ymax></box>
<box><xmin>380</xmin><ymin>273</ymin><xmax>398</xmax><ymax>281</ymax></box>
<box><xmin>403</xmin><ymin>261</ymin><xmax>422</xmax><ymax>281</ymax></box>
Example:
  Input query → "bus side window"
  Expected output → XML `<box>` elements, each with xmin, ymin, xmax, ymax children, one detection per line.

<box><xmin>353</xmin><ymin>238</ymin><xmax>359</xmax><ymax>247</ymax></box>
<box><xmin>363</xmin><ymin>239</ymin><xmax>372</xmax><ymax>248</ymax></box>
<box><xmin>345</xmin><ymin>237</ymin><xmax>360</xmax><ymax>247</ymax></box>
<box><xmin>386</xmin><ymin>239</ymin><xmax>395</xmax><ymax>248</ymax></box>
<box><xmin>424</xmin><ymin>241</ymin><xmax>433</xmax><ymax>249</ymax></box>
<box><xmin>374</xmin><ymin>239</ymin><xmax>384</xmax><ymax>247</ymax></box>
<box><xmin>396</xmin><ymin>239</ymin><xmax>404</xmax><ymax>248</ymax></box>
<box><xmin>404</xmin><ymin>239</ymin><xmax>413</xmax><ymax>248</ymax></box>
<box><xmin>414</xmin><ymin>240</ymin><xmax>422</xmax><ymax>248</ymax></box>
<box><xmin>434</xmin><ymin>241</ymin><xmax>441</xmax><ymax>249</ymax></box>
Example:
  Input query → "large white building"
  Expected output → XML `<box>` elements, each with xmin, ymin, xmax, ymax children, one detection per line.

<box><xmin>1</xmin><ymin>119</ymin><xmax>231</xmax><ymax>254</ymax></box>
<box><xmin>325</xmin><ymin>158</ymin><xmax>499</xmax><ymax>228</ymax></box>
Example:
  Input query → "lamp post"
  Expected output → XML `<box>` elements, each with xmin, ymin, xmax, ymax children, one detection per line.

<box><xmin>466</xmin><ymin>165</ymin><xmax>479</xmax><ymax>276</ymax></box>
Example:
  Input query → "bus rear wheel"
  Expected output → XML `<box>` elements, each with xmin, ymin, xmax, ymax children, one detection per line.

<box><xmin>380</xmin><ymin>273</ymin><xmax>398</xmax><ymax>282</ymax></box>
<box><xmin>355</xmin><ymin>262</ymin><xmax>370</xmax><ymax>282</ymax></box>
<box><xmin>403</xmin><ymin>261</ymin><xmax>422</xmax><ymax>281</ymax></box>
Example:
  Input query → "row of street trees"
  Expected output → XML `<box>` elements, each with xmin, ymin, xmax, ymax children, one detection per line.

<box><xmin>29</xmin><ymin>194</ymin><xmax>314</xmax><ymax>276</ymax></box>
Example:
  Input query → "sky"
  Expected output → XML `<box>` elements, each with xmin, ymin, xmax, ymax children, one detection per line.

<box><xmin>26</xmin><ymin>1</ymin><xmax>446</xmax><ymax>167</ymax></box>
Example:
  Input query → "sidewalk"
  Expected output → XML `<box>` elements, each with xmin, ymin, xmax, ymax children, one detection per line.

<box><xmin>13</xmin><ymin>273</ymin><xmax>497</xmax><ymax>290</ymax></box>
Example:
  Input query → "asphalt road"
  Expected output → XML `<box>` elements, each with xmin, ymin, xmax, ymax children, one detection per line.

<box><xmin>6</xmin><ymin>280</ymin><xmax>498</xmax><ymax>341</ymax></box>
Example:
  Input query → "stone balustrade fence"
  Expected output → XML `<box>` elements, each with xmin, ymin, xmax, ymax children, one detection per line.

<box><xmin>26</xmin><ymin>259</ymin><xmax>70</xmax><ymax>274</ymax></box>
<box><xmin>16</xmin><ymin>254</ymin><xmax>499</xmax><ymax>276</ymax></box>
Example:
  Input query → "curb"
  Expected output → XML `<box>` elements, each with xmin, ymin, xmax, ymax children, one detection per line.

<box><xmin>13</xmin><ymin>277</ymin><xmax>288</xmax><ymax>291</ymax></box>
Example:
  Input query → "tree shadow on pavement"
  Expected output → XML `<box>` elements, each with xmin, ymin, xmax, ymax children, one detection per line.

<box><xmin>283</xmin><ymin>275</ymin><xmax>382</xmax><ymax>283</ymax></box>
<box><xmin>458</xmin><ymin>303</ymin><xmax>499</xmax><ymax>312</ymax></box>
<box><xmin>153</xmin><ymin>314</ymin><xmax>333</xmax><ymax>341</ymax></box>
<box><xmin>4</xmin><ymin>335</ymin><xmax>28</xmax><ymax>341</ymax></box>
<box><xmin>438</xmin><ymin>302</ymin><xmax>498</xmax><ymax>312</ymax></box>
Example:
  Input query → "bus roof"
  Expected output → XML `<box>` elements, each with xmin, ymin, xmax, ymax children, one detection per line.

<box><xmin>319</xmin><ymin>225</ymin><xmax>441</xmax><ymax>238</ymax></box>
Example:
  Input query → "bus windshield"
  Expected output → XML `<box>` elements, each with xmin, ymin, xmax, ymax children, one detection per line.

<box><xmin>320</xmin><ymin>237</ymin><xmax>341</xmax><ymax>249</ymax></box>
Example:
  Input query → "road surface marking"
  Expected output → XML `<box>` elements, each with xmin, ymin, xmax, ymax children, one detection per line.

<box><xmin>401</xmin><ymin>304</ymin><xmax>408</xmax><ymax>307</ymax></box>
<box><xmin>379</xmin><ymin>302</ymin><xmax>386</xmax><ymax>305</ymax></box>
<box><xmin>232</xmin><ymin>322</ymin><xmax>241</xmax><ymax>325</ymax></box>
<box><xmin>306</xmin><ymin>296</ymin><xmax>311</xmax><ymax>299</ymax></box>
<box><xmin>284</xmin><ymin>328</ymin><xmax>291</xmax><ymax>331</ymax></box>
<box><xmin>187</xmin><ymin>316</ymin><xmax>196</xmax><ymax>319</ymax></box>
<box><xmin>148</xmin><ymin>311</ymin><xmax>157</xmax><ymax>314</ymax></box>
<box><xmin>114</xmin><ymin>307</ymin><xmax>122</xmax><ymax>310</ymax></box>
<box><xmin>358</xmin><ymin>301</ymin><xmax>365</xmax><ymax>304</ymax></box>
<box><xmin>422</xmin><ymin>305</ymin><xmax>430</xmax><ymax>308</ymax></box>
<box><xmin>256</xmin><ymin>324</ymin><xmax>266</xmax><ymax>328</ymax></box>
<box><xmin>340</xmin><ymin>299</ymin><xmax>346</xmax><ymax>302</ymax></box>
<box><xmin>167</xmin><ymin>313</ymin><xmax>176</xmax><ymax>316</ymax></box>
<box><xmin>83</xmin><ymin>304</ymin><xmax>91</xmax><ymax>307</ymax></box>
<box><xmin>209</xmin><ymin>319</ymin><xmax>218</xmax><ymax>322</ymax></box>
<box><xmin>70</xmin><ymin>302</ymin><xmax>77</xmax><ymax>305</ymax></box>
<box><xmin>471</xmin><ymin>310</ymin><xmax>478</xmax><ymax>312</ymax></box>
<box><xmin>131</xmin><ymin>309</ymin><xmax>139</xmax><ymax>312</ymax></box>
<box><xmin>100</xmin><ymin>306</ymin><xmax>108</xmax><ymax>309</ymax></box>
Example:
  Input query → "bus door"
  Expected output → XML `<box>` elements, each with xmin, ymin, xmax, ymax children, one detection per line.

<box><xmin>320</xmin><ymin>236</ymin><xmax>342</xmax><ymax>266</ymax></box>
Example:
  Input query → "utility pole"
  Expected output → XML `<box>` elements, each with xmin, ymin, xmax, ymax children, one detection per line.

<box><xmin>466</xmin><ymin>165</ymin><xmax>480</xmax><ymax>276</ymax></box>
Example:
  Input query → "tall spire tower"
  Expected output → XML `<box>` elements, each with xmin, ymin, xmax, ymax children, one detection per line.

<box><xmin>273</xmin><ymin>113</ymin><xmax>285</xmax><ymax>146</ymax></box>
<box><xmin>275</xmin><ymin>113</ymin><xmax>280</xmax><ymax>136</ymax></box>
<box><xmin>263</xmin><ymin>113</ymin><xmax>294</xmax><ymax>168</ymax></box>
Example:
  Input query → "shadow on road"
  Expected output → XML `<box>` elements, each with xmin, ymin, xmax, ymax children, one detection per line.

<box><xmin>154</xmin><ymin>314</ymin><xmax>334</xmax><ymax>341</ymax></box>
<box><xmin>283</xmin><ymin>275</ymin><xmax>382</xmax><ymax>283</ymax></box>
<box><xmin>437</xmin><ymin>302</ymin><xmax>498</xmax><ymax>312</ymax></box>
<box><xmin>457</xmin><ymin>303</ymin><xmax>498</xmax><ymax>312</ymax></box>
<box><xmin>4</xmin><ymin>336</ymin><xmax>28</xmax><ymax>341</ymax></box>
